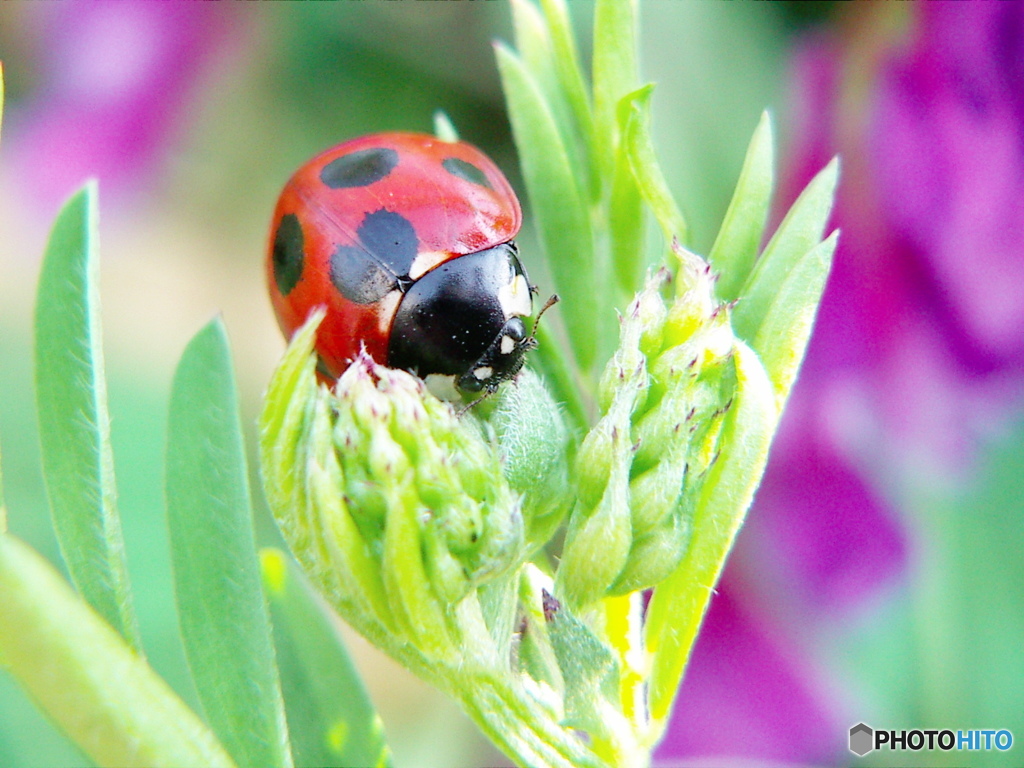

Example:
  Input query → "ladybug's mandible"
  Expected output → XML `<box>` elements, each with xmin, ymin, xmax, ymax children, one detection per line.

<box><xmin>267</xmin><ymin>132</ymin><xmax>540</xmax><ymax>398</ymax></box>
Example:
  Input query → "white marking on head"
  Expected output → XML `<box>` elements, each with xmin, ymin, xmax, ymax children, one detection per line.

<box><xmin>500</xmin><ymin>334</ymin><xmax>516</xmax><ymax>355</ymax></box>
<box><xmin>376</xmin><ymin>289</ymin><xmax>403</xmax><ymax>335</ymax></box>
<box><xmin>473</xmin><ymin>366</ymin><xmax>494</xmax><ymax>381</ymax></box>
<box><xmin>424</xmin><ymin>373</ymin><xmax>461</xmax><ymax>401</ymax></box>
<box><xmin>497</xmin><ymin>274</ymin><xmax>532</xmax><ymax>319</ymax></box>
<box><xmin>408</xmin><ymin>250</ymin><xmax>450</xmax><ymax>280</ymax></box>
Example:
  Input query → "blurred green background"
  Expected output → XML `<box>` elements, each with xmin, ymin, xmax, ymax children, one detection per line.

<box><xmin>2</xmin><ymin>2</ymin><xmax>1022</xmax><ymax>767</ymax></box>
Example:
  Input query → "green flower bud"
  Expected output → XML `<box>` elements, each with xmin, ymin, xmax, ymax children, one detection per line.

<box><xmin>573</xmin><ymin>425</ymin><xmax>614</xmax><ymax>511</ymax></box>
<box><xmin>596</xmin><ymin>286</ymin><xmax>654</xmax><ymax>416</ymax></box>
<box><xmin>556</xmin><ymin>428</ymin><xmax>633</xmax><ymax>610</ymax></box>
<box><xmin>259</xmin><ymin>313</ymin><xmax>525</xmax><ymax>661</ymax></box>
<box><xmin>637</xmin><ymin>269</ymin><xmax>671</xmax><ymax>360</ymax></box>
<box><xmin>437</xmin><ymin>494</ymin><xmax>484</xmax><ymax>556</ymax></box>
<box><xmin>609</xmin><ymin>512</ymin><xmax>689</xmax><ymax>597</ymax></box>
<box><xmin>558</xmin><ymin>285</ymin><xmax>657</xmax><ymax>609</ymax></box>
<box><xmin>557</xmin><ymin>245</ymin><xmax>745</xmax><ymax>606</ymax></box>
<box><xmin>627</xmin><ymin>441</ymin><xmax>687</xmax><ymax>535</ymax></box>
<box><xmin>663</xmin><ymin>241</ymin><xmax>720</xmax><ymax>350</ymax></box>
<box><xmin>422</xmin><ymin>520</ymin><xmax>471</xmax><ymax>605</ymax></box>
<box><xmin>378</xmin><ymin>477</ymin><xmax>455</xmax><ymax>655</ymax></box>
<box><xmin>634</xmin><ymin>327</ymin><xmax>733</xmax><ymax>476</ymax></box>
<box><xmin>484</xmin><ymin>369</ymin><xmax>572</xmax><ymax>549</ymax></box>
<box><xmin>304</xmin><ymin>383</ymin><xmax>395</xmax><ymax>631</ymax></box>
<box><xmin>632</xmin><ymin>353</ymin><xmax>700</xmax><ymax>475</ymax></box>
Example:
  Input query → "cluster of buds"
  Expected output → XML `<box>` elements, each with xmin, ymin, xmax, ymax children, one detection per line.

<box><xmin>260</xmin><ymin>313</ymin><xmax>525</xmax><ymax>660</ymax></box>
<box><xmin>557</xmin><ymin>242</ymin><xmax>738</xmax><ymax>609</ymax></box>
<box><xmin>255</xmin><ymin>89</ymin><xmax>835</xmax><ymax>764</ymax></box>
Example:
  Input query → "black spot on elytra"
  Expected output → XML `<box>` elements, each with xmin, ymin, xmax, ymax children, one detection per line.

<box><xmin>272</xmin><ymin>213</ymin><xmax>304</xmax><ymax>296</ymax></box>
<box><xmin>442</xmin><ymin>157</ymin><xmax>492</xmax><ymax>189</ymax></box>
<box><xmin>330</xmin><ymin>244</ymin><xmax>395</xmax><ymax>304</ymax></box>
<box><xmin>357</xmin><ymin>209</ymin><xmax>419</xmax><ymax>276</ymax></box>
<box><xmin>329</xmin><ymin>209</ymin><xmax>419</xmax><ymax>304</ymax></box>
<box><xmin>320</xmin><ymin>147</ymin><xmax>398</xmax><ymax>189</ymax></box>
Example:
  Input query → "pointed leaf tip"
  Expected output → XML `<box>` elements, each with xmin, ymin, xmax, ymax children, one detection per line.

<box><xmin>709</xmin><ymin>111</ymin><xmax>776</xmax><ymax>301</ymax></box>
<box><xmin>34</xmin><ymin>181</ymin><xmax>141</xmax><ymax>650</ymax></box>
<box><xmin>732</xmin><ymin>156</ymin><xmax>840</xmax><ymax>343</ymax></box>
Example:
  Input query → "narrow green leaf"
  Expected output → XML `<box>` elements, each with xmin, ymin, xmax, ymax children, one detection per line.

<box><xmin>496</xmin><ymin>43</ymin><xmax>601</xmax><ymax>371</ymax></box>
<box><xmin>732</xmin><ymin>157</ymin><xmax>839</xmax><ymax>343</ymax></box>
<box><xmin>709</xmin><ymin>112</ymin><xmax>776</xmax><ymax>302</ymax></box>
<box><xmin>547</xmin><ymin>602</ymin><xmax>618</xmax><ymax>735</ymax></box>
<box><xmin>432</xmin><ymin>110</ymin><xmax>459</xmax><ymax>143</ymax></box>
<box><xmin>510</xmin><ymin>0</ymin><xmax>596</xmax><ymax>214</ymax></box>
<box><xmin>623</xmin><ymin>89</ymin><xmax>688</xmax><ymax>248</ymax></box>
<box><xmin>593</xmin><ymin>0</ymin><xmax>639</xmax><ymax>182</ymax></box>
<box><xmin>0</xmin><ymin>534</ymin><xmax>236</xmax><ymax>768</ymax></box>
<box><xmin>166</xmin><ymin>318</ymin><xmax>293</xmax><ymax>768</ymax></box>
<box><xmin>33</xmin><ymin>182</ymin><xmax>140</xmax><ymax>650</ymax></box>
<box><xmin>539</xmin><ymin>0</ymin><xmax>598</xmax><ymax>197</ymax></box>
<box><xmin>261</xmin><ymin>548</ymin><xmax>393</xmax><ymax>768</ymax></box>
<box><xmin>753</xmin><ymin>232</ymin><xmax>838</xmax><ymax>410</ymax></box>
<box><xmin>608</xmin><ymin>93</ymin><xmax>646</xmax><ymax>297</ymax></box>
<box><xmin>644</xmin><ymin>342</ymin><xmax>777</xmax><ymax>734</ymax></box>
<box><xmin>510</xmin><ymin>0</ymin><xmax>555</xmax><ymax>84</ymax></box>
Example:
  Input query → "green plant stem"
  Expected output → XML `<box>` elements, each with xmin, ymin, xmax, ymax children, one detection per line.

<box><xmin>339</xmin><ymin>581</ymin><xmax>610</xmax><ymax>768</ymax></box>
<box><xmin>430</xmin><ymin>614</ymin><xmax>609</xmax><ymax>768</ymax></box>
<box><xmin>455</xmin><ymin>672</ymin><xmax>606</xmax><ymax>768</ymax></box>
<box><xmin>0</xmin><ymin>534</ymin><xmax>235</xmax><ymax>768</ymax></box>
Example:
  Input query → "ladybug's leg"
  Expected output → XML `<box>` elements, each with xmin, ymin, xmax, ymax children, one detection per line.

<box><xmin>455</xmin><ymin>389</ymin><xmax>494</xmax><ymax>417</ymax></box>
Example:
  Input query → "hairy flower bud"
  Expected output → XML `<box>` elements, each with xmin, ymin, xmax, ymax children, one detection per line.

<box><xmin>259</xmin><ymin>313</ymin><xmax>524</xmax><ymax>658</ymax></box>
<box><xmin>663</xmin><ymin>240</ymin><xmax>719</xmax><ymax>348</ymax></box>
<box><xmin>483</xmin><ymin>369</ymin><xmax>572</xmax><ymax>550</ymax></box>
<box><xmin>556</xmin><ymin>425</ymin><xmax>634</xmax><ymax>610</ymax></box>
<box><xmin>557</xmin><ymin>280</ymin><xmax>653</xmax><ymax>610</ymax></box>
<box><xmin>610</xmin><ymin>512</ymin><xmax>689</xmax><ymax>596</ymax></box>
<box><xmin>556</xmin><ymin>248</ymin><xmax>741</xmax><ymax>606</ymax></box>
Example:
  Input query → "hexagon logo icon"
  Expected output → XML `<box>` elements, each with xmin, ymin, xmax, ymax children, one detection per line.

<box><xmin>849</xmin><ymin>723</ymin><xmax>874</xmax><ymax>757</ymax></box>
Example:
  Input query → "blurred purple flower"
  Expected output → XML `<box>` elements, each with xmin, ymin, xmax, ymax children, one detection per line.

<box><xmin>655</xmin><ymin>586</ymin><xmax>840</xmax><ymax>766</ymax></box>
<box><xmin>6</xmin><ymin>1</ymin><xmax>231</xmax><ymax>211</ymax></box>
<box><xmin>875</xmin><ymin>2</ymin><xmax>1024</xmax><ymax>372</ymax></box>
<box><xmin>660</xmin><ymin>3</ymin><xmax>1024</xmax><ymax>764</ymax></box>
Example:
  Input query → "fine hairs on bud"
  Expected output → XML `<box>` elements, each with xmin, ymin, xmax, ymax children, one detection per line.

<box><xmin>260</xmin><ymin>315</ymin><xmax>527</xmax><ymax>657</ymax></box>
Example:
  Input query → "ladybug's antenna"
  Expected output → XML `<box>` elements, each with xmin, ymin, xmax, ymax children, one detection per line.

<box><xmin>529</xmin><ymin>293</ymin><xmax>559</xmax><ymax>341</ymax></box>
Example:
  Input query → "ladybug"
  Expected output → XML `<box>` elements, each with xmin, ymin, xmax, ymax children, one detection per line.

<box><xmin>267</xmin><ymin>132</ymin><xmax>545</xmax><ymax>399</ymax></box>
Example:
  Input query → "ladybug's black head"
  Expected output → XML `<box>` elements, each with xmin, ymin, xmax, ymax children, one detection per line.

<box><xmin>455</xmin><ymin>316</ymin><xmax>537</xmax><ymax>394</ymax></box>
<box><xmin>387</xmin><ymin>242</ymin><xmax>538</xmax><ymax>399</ymax></box>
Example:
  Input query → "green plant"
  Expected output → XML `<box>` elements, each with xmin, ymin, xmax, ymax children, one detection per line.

<box><xmin>0</xmin><ymin>2</ymin><xmax>836</xmax><ymax>767</ymax></box>
<box><xmin>1</xmin><ymin>182</ymin><xmax>390</xmax><ymax>768</ymax></box>
<box><xmin>261</xmin><ymin>1</ymin><xmax>837</xmax><ymax>766</ymax></box>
